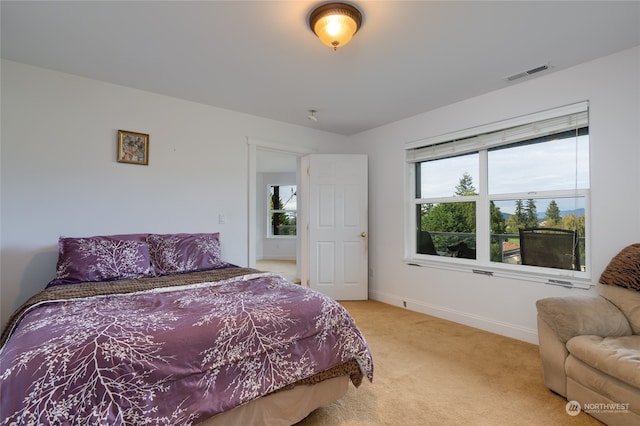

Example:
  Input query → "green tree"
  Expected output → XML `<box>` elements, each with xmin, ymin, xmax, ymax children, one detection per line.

<box><xmin>270</xmin><ymin>187</ymin><xmax>282</xmax><ymax>235</ymax></box>
<box><xmin>562</xmin><ymin>214</ymin><xmax>586</xmax><ymax>237</ymax></box>
<box><xmin>506</xmin><ymin>200</ymin><xmax>525</xmax><ymax>234</ymax></box>
<box><xmin>505</xmin><ymin>216</ymin><xmax>519</xmax><ymax>234</ymax></box>
<box><xmin>490</xmin><ymin>201</ymin><xmax>506</xmax><ymax>234</ymax></box>
<box><xmin>422</xmin><ymin>201</ymin><xmax>475</xmax><ymax>250</ymax></box>
<box><xmin>453</xmin><ymin>172</ymin><xmax>476</xmax><ymax>234</ymax></box>
<box><xmin>545</xmin><ymin>200</ymin><xmax>561</xmax><ymax>227</ymax></box>
<box><xmin>420</xmin><ymin>174</ymin><xmax>477</xmax><ymax>250</ymax></box>
<box><xmin>505</xmin><ymin>199</ymin><xmax>539</xmax><ymax>233</ymax></box>
<box><xmin>514</xmin><ymin>199</ymin><xmax>525</xmax><ymax>222</ymax></box>
<box><xmin>455</xmin><ymin>172</ymin><xmax>476</xmax><ymax>196</ymax></box>
<box><xmin>525</xmin><ymin>199</ymin><xmax>538</xmax><ymax>228</ymax></box>
<box><xmin>489</xmin><ymin>201</ymin><xmax>507</xmax><ymax>262</ymax></box>
<box><xmin>561</xmin><ymin>213</ymin><xmax>586</xmax><ymax>267</ymax></box>
<box><xmin>420</xmin><ymin>174</ymin><xmax>507</xmax><ymax>255</ymax></box>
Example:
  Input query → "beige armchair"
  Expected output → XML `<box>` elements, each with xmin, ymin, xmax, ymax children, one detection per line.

<box><xmin>536</xmin><ymin>244</ymin><xmax>640</xmax><ymax>426</ymax></box>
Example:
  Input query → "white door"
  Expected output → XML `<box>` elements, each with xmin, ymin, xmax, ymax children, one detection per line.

<box><xmin>307</xmin><ymin>154</ymin><xmax>368</xmax><ymax>300</ymax></box>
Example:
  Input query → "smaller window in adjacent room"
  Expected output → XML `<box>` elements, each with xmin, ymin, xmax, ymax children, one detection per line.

<box><xmin>268</xmin><ymin>185</ymin><xmax>297</xmax><ymax>237</ymax></box>
<box><xmin>405</xmin><ymin>102</ymin><xmax>590</xmax><ymax>282</ymax></box>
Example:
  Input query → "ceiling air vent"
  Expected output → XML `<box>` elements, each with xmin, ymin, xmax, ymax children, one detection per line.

<box><xmin>505</xmin><ymin>63</ymin><xmax>551</xmax><ymax>81</ymax></box>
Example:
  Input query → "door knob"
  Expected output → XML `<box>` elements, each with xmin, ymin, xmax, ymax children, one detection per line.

<box><xmin>361</xmin><ymin>232</ymin><xmax>367</xmax><ymax>238</ymax></box>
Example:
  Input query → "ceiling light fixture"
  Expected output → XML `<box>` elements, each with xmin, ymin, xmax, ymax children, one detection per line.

<box><xmin>307</xmin><ymin>109</ymin><xmax>318</xmax><ymax>122</ymax></box>
<box><xmin>309</xmin><ymin>2</ymin><xmax>362</xmax><ymax>50</ymax></box>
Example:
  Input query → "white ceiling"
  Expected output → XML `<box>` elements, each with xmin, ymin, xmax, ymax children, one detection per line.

<box><xmin>1</xmin><ymin>1</ymin><xmax>639</xmax><ymax>136</ymax></box>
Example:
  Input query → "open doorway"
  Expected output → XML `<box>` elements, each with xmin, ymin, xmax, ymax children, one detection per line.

<box><xmin>255</xmin><ymin>149</ymin><xmax>300</xmax><ymax>283</ymax></box>
<box><xmin>255</xmin><ymin>259</ymin><xmax>298</xmax><ymax>283</ymax></box>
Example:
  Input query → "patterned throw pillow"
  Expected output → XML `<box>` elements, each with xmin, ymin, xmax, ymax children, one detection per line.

<box><xmin>599</xmin><ymin>243</ymin><xmax>640</xmax><ymax>291</ymax></box>
<box><xmin>147</xmin><ymin>233</ymin><xmax>223</xmax><ymax>276</ymax></box>
<box><xmin>54</xmin><ymin>235</ymin><xmax>152</xmax><ymax>284</ymax></box>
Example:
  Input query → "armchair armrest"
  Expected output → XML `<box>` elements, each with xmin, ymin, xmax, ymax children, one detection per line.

<box><xmin>536</xmin><ymin>296</ymin><xmax>632</xmax><ymax>343</ymax></box>
<box><xmin>536</xmin><ymin>296</ymin><xmax>632</xmax><ymax>397</ymax></box>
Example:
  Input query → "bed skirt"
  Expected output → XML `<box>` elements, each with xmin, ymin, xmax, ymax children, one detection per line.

<box><xmin>200</xmin><ymin>375</ymin><xmax>350</xmax><ymax>425</ymax></box>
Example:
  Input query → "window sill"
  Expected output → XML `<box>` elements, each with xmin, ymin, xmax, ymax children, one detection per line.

<box><xmin>403</xmin><ymin>257</ymin><xmax>594</xmax><ymax>289</ymax></box>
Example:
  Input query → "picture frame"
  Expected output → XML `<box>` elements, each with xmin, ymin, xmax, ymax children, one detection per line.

<box><xmin>117</xmin><ymin>130</ymin><xmax>149</xmax><ymax>165</ymax></box>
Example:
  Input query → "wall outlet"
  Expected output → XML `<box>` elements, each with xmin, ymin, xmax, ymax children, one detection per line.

<box><xmin>218</xmin><ymin>214</ymin><xmax>226</xmax><ymax>224</ymax></box>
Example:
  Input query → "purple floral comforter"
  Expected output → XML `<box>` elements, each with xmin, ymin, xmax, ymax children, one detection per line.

<box><xmin>0</xmin><ymin>270</ymin><xmax>373</xmax><ymax>425</ymax></box>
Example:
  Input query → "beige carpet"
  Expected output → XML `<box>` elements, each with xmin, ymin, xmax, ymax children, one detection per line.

<box><xmin>256</xmin><ymin>259</ymin><xmax>299</xmax><ymax>283</ymax></box>
<box><xmin>296</xmin><ymin>300</ymin><xmax>602</xmax><ymax>426</ymax></box>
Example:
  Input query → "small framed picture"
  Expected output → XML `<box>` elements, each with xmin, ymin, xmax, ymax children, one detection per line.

<box><xmin>117</xmin><ymin>130</ymin><xmax>149</xmax><ymax>165</ymax></box>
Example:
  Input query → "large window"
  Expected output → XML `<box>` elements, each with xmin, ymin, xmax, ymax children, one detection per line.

<box><xmin>406</xmin><ymin>103</ymin><xmax>590</xmax><ymax>284</ymax></box>
<box><xmin>268</xmin><ymin>185</ymin><xmax>297</xmax><ymax>237</ymax></box>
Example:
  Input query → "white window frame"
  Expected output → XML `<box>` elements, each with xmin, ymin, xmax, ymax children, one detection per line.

<box><xmin>267</xmin><ymin>184</ymin><xmax>297</xmax><ymax>239</ymax></box>
<box><xmin>404</xmin><ymin>102</ymin><xmax>592</xmax><ymax>288</ymax></box>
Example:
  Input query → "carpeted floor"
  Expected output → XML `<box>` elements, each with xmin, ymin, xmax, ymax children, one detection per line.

<box><xmin>256</xmin><ymin>259</ymin><xmax>299</xmax><ymax>283</ymax></box>
<box><xmin>296</xmin><ymin>300</ymin><xmax>602</xmax><ymax>426</ymax></box>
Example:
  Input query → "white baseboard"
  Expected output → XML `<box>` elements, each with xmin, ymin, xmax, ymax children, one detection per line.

<box><xmin>256</xmin><ymin>256</ymin><xmax>296</xmax><ymax>261</ymax></box>
<box><xmin>368</xmin><ymin>289</ymin><xmax>539</xmax><ymax>345</ymax></box>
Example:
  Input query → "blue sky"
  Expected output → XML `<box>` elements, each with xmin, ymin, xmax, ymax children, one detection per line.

<box><xmin>419</xmin><ymin>135</ymin><xmax>589</xmax><ymax>214</ymax></box>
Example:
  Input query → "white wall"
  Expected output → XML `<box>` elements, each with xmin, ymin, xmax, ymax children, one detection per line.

<box><xmin>0</xmin><ymin>60</ymin><xmax>347</xmax><ymax>327</ymax></box>
<box><xmin>3</xmin><ymin>47</ymin><xmax>639</xmax><ymax>343</ymax></box>
<box><xmin>256</xmin><ymin>171</ymin><xmax>297</xmax><ymax>260</ymax></box>
<box><xmin>350</xmin><ymin>46</ymin><xmax>640</xmax><ymax>344</ymax></box>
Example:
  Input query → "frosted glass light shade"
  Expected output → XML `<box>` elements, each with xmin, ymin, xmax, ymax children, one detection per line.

<box><xmin>309</xmin><ymin>3</ymin><xmax>362</xmax><ymax>50</ymax></box>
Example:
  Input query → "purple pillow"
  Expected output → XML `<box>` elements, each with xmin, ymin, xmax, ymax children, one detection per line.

<box><xmin>54</xmin><ymin>235</ymin><xmax>152</xmax><ymax>284</ymax></box>
<box><xmin>147</xmin><ymin>233</ymin><xmax>223</xmax><ymax>275</ymax></box>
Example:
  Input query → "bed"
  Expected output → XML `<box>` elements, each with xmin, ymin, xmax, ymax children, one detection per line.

<box><xmin>0</xmin><ymin>233</ymin><xmax>373</xmax><ymax>425</ymax></box>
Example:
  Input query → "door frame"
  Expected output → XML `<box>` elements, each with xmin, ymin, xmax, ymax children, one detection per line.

<box><xmin>247</xmin><ymin>138</ymin><xmax>316</xmax><ymax>285</ymax></box>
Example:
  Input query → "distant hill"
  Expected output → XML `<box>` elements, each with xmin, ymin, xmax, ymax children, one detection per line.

<box><xmin>501</xmin><ymin>208</ymin><xmax>585</xmax><ymax>221</ymax></box>
<box><xmin>559</xmin><ymin>208</ymin><xmax>585</xmax><ymax>218</ymax></box>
